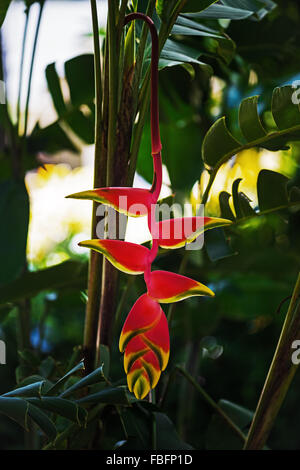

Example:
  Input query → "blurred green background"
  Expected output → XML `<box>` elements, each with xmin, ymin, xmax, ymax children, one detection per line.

<box><xmin>1</xmin><ymin>0</ymin><xmax>300</xmax><ymax>450</ymax></box>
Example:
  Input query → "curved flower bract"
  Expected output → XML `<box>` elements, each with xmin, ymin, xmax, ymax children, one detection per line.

<box><xmin>67</xmin><ymin>187</ymin><xmax>154</xmax><ymax>217</ymax></box>
<box><xmin>78</xmin><ymin>239</ymin><xmax>150</xmax><ymax>274</ymax></box>
<box><xmin>157</xmin><ymin>216</ymin><xmax>233</xmax><ymax>249</ymax></box>
<box><xmin>147</xmin><ymin>270</ymin><xmax>215</xmax><ymax>303</ymax></box>
<box><xmin>120</xmin><ymin>294</ymin><xmax>169</xmax><ymax>399</ymax></box>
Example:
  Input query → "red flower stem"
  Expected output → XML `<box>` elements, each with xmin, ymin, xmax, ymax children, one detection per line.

<box><xmin>124</xmin><ymin>13</ymin><xmax>162</xmax><ymax>155</ymax></box>
<box><xmin>124</xmin><ymin>14</ymin><xmax>162</xmax><ymax>290</ymax></box>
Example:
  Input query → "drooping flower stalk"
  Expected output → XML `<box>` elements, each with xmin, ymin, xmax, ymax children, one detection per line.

<box><xmin>68</xmin><ymin>13</ymin><xmax>232</xmax><ymax>399</ymax></box>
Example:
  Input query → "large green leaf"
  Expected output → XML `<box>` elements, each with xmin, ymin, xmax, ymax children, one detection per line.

<box><xmin>154</xmin><ymin>412</ymin><xmax>194</xmax><ymax>450</ymax></box>
<box><xmin>0</xmin><ymin>180</ymin><xmax>29</xmax><ymax>286</ymax></box>
<box><xmin>202</xmin><ymin>86</ymin><xmax>300</xmax><ymax>169</ymax></box>
<box><xmin>206</xmin><ymin>399</ymin><xmax>252</xmax><ymax>450</ymax></box>
<box><xmin>26</xmin><ymin>397</ymin><xmax>87</xmax><ymax>426</ymax></box>
<box><xmin>2</xmin><ymin>381</ymin><xmax>46</xmax><ymax>398</ymax></box>
<box><xmin>28</xmin><ymin>121</ymin><xmax>78</xmax><ymax>155</ymax></box>
<box><xmin>221</xmin><ymin>0</ymin><xmax>276</xmax><ymax>20</ymax></box>
<box><xmin>60</xmin><ymin>365</ymin><xmax>105</xmax><ymax>398</ymax></box>
<box><xmin>45</xmin><ymin>56</ymin><xmax>95</xmax><ymax>145</ymax></box>
<box><xmin>185</xmin><ymin>4</ymin><xmax>253</xmax><ymax>20</ymax></box>
<box><xmin>0</xmin><ymin>260</ymin><xmax>88</xmax><ymax>306</ymax></box>
<box><xmin>172</xmin><ymin>16</ymin><xmax>224</xmax><ymax>39</ymax></box>
<box><xmin>76</xmin><ymin>386</ymin><xmax>134</xmax><ymax>406</ymax></box>
<box><xmin>46</xmin><ymin>360</ymin><xmax>85</xmax><ymax>396</ymax></box>
<box><xmin>181</xmin><ymin>0</ymin><xmax>218</xmax><ymax>14</ymax></box>
<box><xmin>64</xmin><ymin>54</ymin><xmax>95</xmax><ymax>108</ymax></box>
<box><xmin>147</xmin><ymin>39</ymin><xmax>213</xmax><ymax>73</ymax></box>
<box><xmin>0</xmin><ymin>397</ymin><xmax>57</xmax><ymax>440</ymax></box>
<box><xmin>185</xmin><ymin>0</ymin><xmax>276</xmax><ymax>20</ymax></box>
<box><xmin>257</xmin><ymin>169</ymin><xmax>289</xmax><ymax>212</ymax></box>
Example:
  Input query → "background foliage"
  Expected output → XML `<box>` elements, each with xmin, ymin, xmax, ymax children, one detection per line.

<box><xmin>0</xmin><ymin>0</ymin><xmax>300</xmax><ymax>450</ymax></box>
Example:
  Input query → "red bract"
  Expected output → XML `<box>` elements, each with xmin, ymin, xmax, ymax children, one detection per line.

<box><xmin>67</xmin><ymin>187</ymin><xmax>153</xmax><ymax>217</ymax></box>
<box><xmin>120</xmin><ymin>294</ymin><xmax>169</xmax><ymax>399</ymax></box>
<box><xmin>147</xmin><ymin>270</ymin><xmax>215</xmax><ymax>303</ymax></box>
<box><xmin>156</xmin><ymin>216</ymin><xmax>233</xmax><ymax>249</ymax></box>
<box><xmin>68</xmin><ymin>13</ymin><xmax>232</xmax><ymax>399</ymax></box>
<box><xmin>78</xmin><ymin>239</ymin><xmax>150</xmax><ymax>274</ymax></box>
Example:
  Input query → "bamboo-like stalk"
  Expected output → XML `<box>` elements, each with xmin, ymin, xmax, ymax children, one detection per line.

<box><xmin>23</xmin><ymin>0</ymin><xmax>45</xmax><ymax>138</ymax></box>
<box><xmin>17</xmin><ymin>7</ymin><xmax>30</xmax><ymax>135</ymax></box>
<box><xmin>96</xmin><ymin>1</ymin><xmax>120</xmax><ymax>358</ymax></box>
<box><xmin>83</xmin><ymin>0</ymin><xmax>105</xmax><ymax>372</ymax></box>
<box><xmin>244</xmin><ymin>273</ymin><xmax>300</xmax><ymax>450</ymax></box>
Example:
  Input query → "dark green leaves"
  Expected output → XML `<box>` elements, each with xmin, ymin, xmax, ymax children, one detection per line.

<box><xmin>239</xmin><ymin>95</ymin><xmax>267</xmax><ymax>142</ymax></box>
<box><xmin>202</xmin><ymin>117</ymin><xmax>241</xmax><ymax>167</ymax></box>
<box><xmin>0</xmin><ymin>180</ymin><xmax>29</xmax><ymax>286</ymax></box>
<box><xmin>0</xmin><ymin>260</ymin><xmax>88</xmax><ymax>306</ymax></box>
<box><xmin>202</xmin><ymin>86</ymin><xmax>300</xmax><ymax>169</ymax></box>
<box><xmin>59</xmin><ymin>365</ymin><xmax>105</xmax><ymax>398</ymax></box>
<box><xmin>206</xmin><ymin>399</ymin><xmax>251</xmax><ymax>450</ymax></box>
<box><xmin>257</xmin><ymin>170</ymin><xmax>289</xmax><ymax>212</ymax></box>
<box><xmin>184</xmin><ymin>0</ymin><xmax>276</xmax><ymax>20</ymax></box>
<box><xmin>0</xmin><ymin>397</ymin><xmax>57</xmax><ymax>440</ymax></box>
<box><xmin>271</xmin><ymin>86</ymin><xmax>300</xmax><ymax>131</ymax></box>
<box><xmin>45</xmin><ymin>55</ymin><xmax>95</xmax><ymax>145</ymax></box>
<box><xmin>218</xmin><ymin>170</ymin><xmax>296</xmax><ymax>223</ymax></box>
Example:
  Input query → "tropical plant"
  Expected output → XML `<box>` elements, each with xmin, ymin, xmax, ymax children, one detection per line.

<box><xmin>0</xmin><ymin>0</ymin><xmax>300</xmax><ymax>451</ymax></box>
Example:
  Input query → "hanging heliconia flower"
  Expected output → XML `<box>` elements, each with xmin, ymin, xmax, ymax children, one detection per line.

<box><xmin>68</xmin><ymin>13</ymin><xmax>232</xmax><ymax>399</ymax></box>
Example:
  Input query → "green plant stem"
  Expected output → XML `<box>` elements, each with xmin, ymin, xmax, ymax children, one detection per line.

<box><xmin>151</xmin><ymin>389</ymin><xmax>157</xmax><ymax>450</ymax></box>
<box><xmin>83</xmin><ymin>0</ymin><xmax>105</xmax><ymax>373</ymax></box>
<box><xmin>23</xmin><ymin>0</ymin><xmax>45</xmax><ymax>138</ymax></box>
<box><xmin>106</xmin><ymin>1</ymin><xmax>118</xmax><ymax>185</ymax></box>
<box><xmin>162</xmin><ymin>365</ymin><xmax>246</xmax><ymax>443</ymax></box>
<box><xmin>244</xmin><ymin>273</ymin><xmax>300</xmax><ymax>450</ymax></box>
<box><xmin>96</xmin><ymin>1</ymin><xmax>120</xmax><ymax>361</ymax></box>
<box><xmin>17</xmin><ymin>7</ymin><xmax>30</xmax><ymax>135</ymax></box>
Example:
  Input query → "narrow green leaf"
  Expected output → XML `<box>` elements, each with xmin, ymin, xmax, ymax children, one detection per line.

<box><xmin>219</xmin><ymin>191</ymin><xmax>235</xmax><ymax>221</ymax></box>
<box><xmin>46</xmin><ymin>360</ymin><xmax>85</xmax><ymax>396</ymax></box>
<box><xmin>232</xmin><ymin>178</ymin><xmax>244</xmax><ymax>219</ymax></box>
<box><xmin>0</xmin><ymin>397</ymin><xmax>29</xmax><ymax>430</ymax></box>
<box><xmin>60</xmin><ymin>365</ymin><xmax>105</xmax><ymax>398</ymax></box>
<box><xmin>181</xmin><ymin>0</ymin><xmax>218</xmax><ymax>13</ymax></box>
<box><xmin>2</xmin><ymin>381</ymin><xmax>46</xmax><ymax>398</ymax></box>
<box><xmin>99</xmin><ymin>345</ymin><xmax>110</xmax><ymax>379</ymax></box>
<box><xmin>184</xmin><ymin>4</ymin><xmax>253</xmax><ymax>20</ymax></box>
<box><xmin>76</xmin><ymin>386</ymin><xmax>134</xmax><ymax>406</ymax></box>
<box><xmin>205</xmin><ymin>228</ymin><xmax>236</xmax><ymax>262</ymax></box>
<box><xmin>257</xmin><ymin>169</ymin><xmax>289</xmax><ymax>212</ymax></box>
<box><xmin>206</xmin><ymin>399</ymin><xmax>253</xmax><ymax>450</ymax></box>
<box><xmin>172</xmin><ymin>15</ymin><xmax>224</xmax><ymax>39</ymax></box>
<box><xmin>26</xmin><ymin>397</ymin><xmax>87</xmax><ymax>426</ymax></box>
<box><xmin>27</xmin><ymin>403</ymin><xmax>57</xmax><ymax>440</ymax></box>
<box><xmin>271</xmin><ymin>86</ymin><xmax>300</xmax><ymax>131</ymax></box>
<box><xmin>45</xmin><ymin>63</ymin><xmax>67</xmax><ymax>117</ymax></box>
<box><xmin>202</xmin><ymin>117</ymin><xmax>241</xmax><ymax>167</ymax></box>
<box><xmin>65</xmin><ymin>54</ymin><xmax>95</xmax><ymax>107</ymax></box>
<box><xmin>238</xmin><ymin>192</ymin><xmax>256</xmax><ymax>217</ymax></box>
<box><xmin>239</xmin><ymin>95</ymin><xmax>267</xmax><ymax>142</ymax></box>
<box><xmin>28</xmin><ymin>121</ymin><xmax>78</xmax><ymax>155</ymax></box>
<box><xmin>157</xmin><ymin>39</ymin><xmax>213</xmax><ymax>73</ymax></box>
